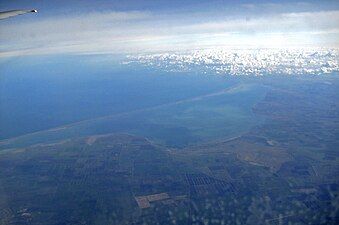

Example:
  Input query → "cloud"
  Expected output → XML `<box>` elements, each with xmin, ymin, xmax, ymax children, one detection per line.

<box><xmin>181</xmin><ymin>10</ymin><xmax>339</xmax><ymax>34</ymax></box>
<box><xmin>241</xmin><ymin>2</ymin><xmax>313</xmax><ymax>10</ymax></box>
<box><xmin>126</xmin><ymin>48</ymin><xmax>339</xmax><ymax>76</ymax></box>
<box><xmin>0</xmin><ymin>9</ymin><xmax>338</xmax><ymax>58</ymax></box>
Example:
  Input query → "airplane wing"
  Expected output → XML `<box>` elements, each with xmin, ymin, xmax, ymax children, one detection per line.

<box><xmin>0</xmin><ymin>9</ymin><xmax>37</xmax><ymax>20</ymax></box>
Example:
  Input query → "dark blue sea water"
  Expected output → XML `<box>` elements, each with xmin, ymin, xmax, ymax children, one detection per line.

<box><xmin>0</xmin><ymin>55</ymin><xmax>237</xmax><ymax>140</ymax></box>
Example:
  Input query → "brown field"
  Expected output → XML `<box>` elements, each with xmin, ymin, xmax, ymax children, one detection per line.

<box><xmin>135</xmin><ymin>192</ymin><xmax>170</xmax><ymax>209</ymax></box>
<box><xmin>135</xmin><ymin>196</ymin><xmax>151</xmax><ymax>209</ymax></box>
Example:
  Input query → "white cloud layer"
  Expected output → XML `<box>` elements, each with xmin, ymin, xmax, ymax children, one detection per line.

<box><xmin>126</xmin><ymin>48</ymin><xmax>339</xmax><ymax>76</ymax></box>
<box><xmin>0</xmin><ymin>9</ymin><xmax>339</xmax><ymax>58</ymax></box>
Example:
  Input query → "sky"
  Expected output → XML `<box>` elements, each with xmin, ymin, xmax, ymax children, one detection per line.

<box><xmin>0</xmin><ymin>0</ymin><xmax>339</xmax><ymax>58</ymax></box>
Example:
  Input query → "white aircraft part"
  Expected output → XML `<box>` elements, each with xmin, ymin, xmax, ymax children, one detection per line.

<box><xmin>0</xmin><ymin>10</ymin><xmax>37</xmax><ymax>20</ymax></box>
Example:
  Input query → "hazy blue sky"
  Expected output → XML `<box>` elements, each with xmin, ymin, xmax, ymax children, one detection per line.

<box><xmin>0</xmin><ymin>0</ymin><xmax>339</xmax><ymax>58</ymax></box>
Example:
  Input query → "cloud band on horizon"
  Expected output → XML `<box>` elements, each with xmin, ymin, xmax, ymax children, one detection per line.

<box><xmin>0</xmin><ymin>5</ymin><xmax>339</xmax><ymax>58</ymax></box>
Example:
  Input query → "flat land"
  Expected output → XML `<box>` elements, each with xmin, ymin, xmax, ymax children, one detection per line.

<box><xmin>0</xmin><ymin>76</ymin><xmax>338</xmax><ymax>225</ymax></box>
